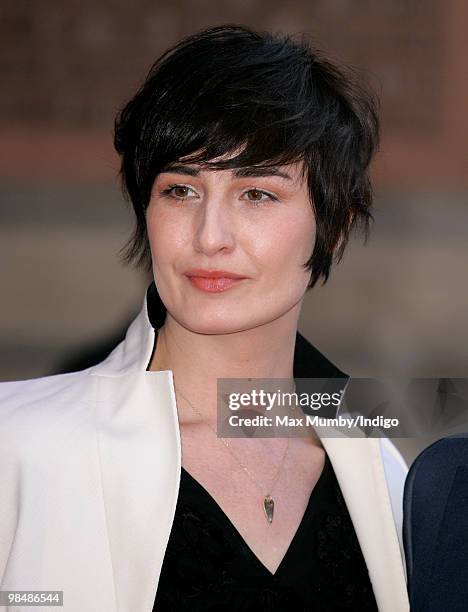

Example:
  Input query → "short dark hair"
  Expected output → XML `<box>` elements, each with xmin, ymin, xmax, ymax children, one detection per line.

<box><xmin>114</xmin><ymin>24</ymin><xmax>379</xmax><ymax>289</ymax></box>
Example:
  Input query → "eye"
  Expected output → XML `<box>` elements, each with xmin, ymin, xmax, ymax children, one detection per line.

<box><xmin>159</xmin><ymin>184</ymin><xmax>198</xmax><ymax>200</ymax></box>
<box><xmin>158</xmin><ymin>184</ymin><xmax>278</xmax><ymax>205</ymax></box>
<box><xmin>242</xmin><ymin>188</ymin><xmax>278</xmax><ymax>206</ymax></box>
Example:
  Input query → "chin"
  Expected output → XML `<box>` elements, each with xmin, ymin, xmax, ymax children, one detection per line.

<box><xmin>178</xmin><ymin>311</ymin><xmax>263</xmax><ymax>336</ymax></box>
<box><xmin>185</xmin><ymin>319</ymin><xmax>247</xmax><ymax>336</ymax></box>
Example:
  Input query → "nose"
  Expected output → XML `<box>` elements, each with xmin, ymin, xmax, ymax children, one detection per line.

<box><xmin>192</xmin><ymin>193</ymin><xmax>236</xmax><ymax>256</ymax></box>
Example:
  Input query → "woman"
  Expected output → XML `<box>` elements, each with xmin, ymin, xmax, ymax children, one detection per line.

<box><xmin>0</xmin><ymin>24</ymin><xmax>409</xmax><ymax>611</ymax></box>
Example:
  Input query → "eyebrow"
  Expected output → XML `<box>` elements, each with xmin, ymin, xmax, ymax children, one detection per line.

<box><xmin>158</xmin><ymin>164</ymin><xmax>293</xmax><ymax>181</ymax></box>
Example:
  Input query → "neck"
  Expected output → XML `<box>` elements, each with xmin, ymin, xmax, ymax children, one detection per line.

<box><xmin>148</xmin><ymin>305</ymin><xmax>301</xmax><ymax>424</ymax></box>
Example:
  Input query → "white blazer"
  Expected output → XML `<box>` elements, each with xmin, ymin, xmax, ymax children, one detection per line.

<box><xmin>0</xmin><ymin>287</ymin><xmax>410</xmax><ymax>611</ymax></box>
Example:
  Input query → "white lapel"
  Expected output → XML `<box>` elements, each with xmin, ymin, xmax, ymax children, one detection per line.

<box><xmin>89</xmin><ymin>287</ymin><xmax>409</xmax><ymax>611</ymax></box>
<box><xmin>90</xmin><ymin>300</ymin><xmax>181</xmax><ymax>612</ymax></box>
<box><xmin>317</xmin><ymin>430</ymin><xmax>409</xmax><ymax>611</ymax></box>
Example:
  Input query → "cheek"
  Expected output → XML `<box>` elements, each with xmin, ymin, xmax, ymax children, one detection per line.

<box><xmin>146</xmin><ymin>205</ymin><xmax>186</xmax><ymax>261</ymax></box>
<box><xmin>256</xmin><ymin>212</ymin><xmax>316</xmax><ymax>273</ymax></box>
<box><xmin>293</xmin><ymin>206</ymin><xmax>316</xmax><ymax>261</ymax></box>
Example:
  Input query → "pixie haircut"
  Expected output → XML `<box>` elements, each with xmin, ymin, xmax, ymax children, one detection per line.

<box><xmin>114</xmin><ymin>24</ymin><xmax>380</xmax><ymax>289</ymax></box>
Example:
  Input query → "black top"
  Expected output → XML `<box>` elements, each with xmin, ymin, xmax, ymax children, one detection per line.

<box><xmin>153</xmin><ymin>452</ymin><xmax>378</xmax><ymax>611</ymax></box>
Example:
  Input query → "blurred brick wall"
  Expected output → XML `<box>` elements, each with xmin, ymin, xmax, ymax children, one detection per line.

<box><xmin>1</xmin><ymin>0</ymin><xmax>466</xmax><ymax>185</ymax></box>
<box><xmin>0</xmin><ymin>1</ymin><xmax>448</xmax><ymax>131</ymax></box>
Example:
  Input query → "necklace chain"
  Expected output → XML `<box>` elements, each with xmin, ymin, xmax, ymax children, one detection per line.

<box><xmin>174</xmin><ymin>385</ymin><xmax>291</xmax><ymax>499</ymax></box>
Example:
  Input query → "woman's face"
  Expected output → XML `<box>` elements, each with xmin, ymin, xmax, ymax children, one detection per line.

<box><xmin>146</xmin><ymin>155</ymin><xmax>316</xmax><ymax>334</ymax></box>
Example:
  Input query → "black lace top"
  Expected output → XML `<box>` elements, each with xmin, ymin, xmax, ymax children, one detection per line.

<box><xmin>153</xmin><ymin>453</ymin><xmax>378</xmax><ymax>611</ymax></box>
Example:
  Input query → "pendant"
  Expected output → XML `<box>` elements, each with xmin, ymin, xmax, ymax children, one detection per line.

<box><xmin>263</xmin><ymin>494</ymin><xmax>274</xmax><ymax>523</ymax></box>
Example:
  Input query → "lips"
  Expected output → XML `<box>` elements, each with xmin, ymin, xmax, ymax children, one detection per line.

<box><xmin>184</xmin><ymin>269</ymin><xmax>248</xmax><ymax>293</ymax></box>
<box><xmin>184</xmin><ymin>269</ymin><xmax>247</xmax><ymax>279</ymax></box>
